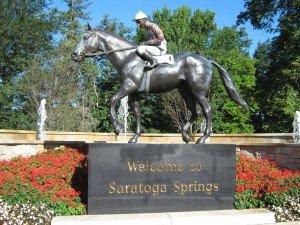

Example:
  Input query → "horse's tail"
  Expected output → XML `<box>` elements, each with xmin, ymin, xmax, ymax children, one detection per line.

<box><xmin>210</xmin><ymin>60</ymin><xmax>249</xmax><ymax>109</ymax></box>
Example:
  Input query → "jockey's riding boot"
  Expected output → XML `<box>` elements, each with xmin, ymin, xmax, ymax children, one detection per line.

<box><xmin>139</xmin><ymin>52</ymin><xmax>158</xmax><ymax>69</ymax></box>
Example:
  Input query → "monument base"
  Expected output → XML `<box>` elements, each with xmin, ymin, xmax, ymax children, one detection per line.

<box><xmin>88</xmin><ymin>143</ymin><xmax>236</xmax><ymax>214</ymax></box>
<box><xmin>51</xmin><ymin>209</ymin><xmax>275</xmax><ymax>225</ymax></box>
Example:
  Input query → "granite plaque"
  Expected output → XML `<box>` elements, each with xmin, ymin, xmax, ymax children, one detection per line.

<box><xmin>88</xmin><ymin>143</ymin><xmax>236</xmax><ymax>214</ymax></box>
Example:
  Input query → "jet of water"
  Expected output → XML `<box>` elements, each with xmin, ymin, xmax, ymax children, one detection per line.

<box><xmin>36</xmin><ymin>99</ymin><xmax>47</xmax><ymax>140</ymax></box>
<box><xmin>117</xmin><ymin>96</ymin><xmax>129</xmax><ymax>142</ymax></box>
<box><xmin>292</xmin><ymin>111</ymin><xmax>300</xmax><ymax>143</ymax></box>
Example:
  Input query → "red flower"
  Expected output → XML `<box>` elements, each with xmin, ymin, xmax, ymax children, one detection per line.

<box><xmin>0</xmin><ymin>147</ymin><xmax>87</xmax><ymax>211</ymax></box>
<box><xmin>236</xmin><ymin>185</ymin><xmax>245</xmax><ymax>193</ymax></box>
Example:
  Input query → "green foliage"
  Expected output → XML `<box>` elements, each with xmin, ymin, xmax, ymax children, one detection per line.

<box><xmin>97</xmin><ymin>14</ymin><xmax>133</xmax><ymax>39</ymax></box>
<box><xmin>207</xmin><ymin>28</ymin><xmax>257</xmax><ymax>133</ymax></box>
<box><xmin>92</xmin><ymin>70</ymin><xmax>120</xmax><ymax>132</ymax></box>
<box><xmin>234</xmin><ymin>189</ymin><xmax>264</xmax><ymax>209</ymax></box>
<box><xmin>0</xmin><ymin>81</ymin><xmax>35</xmax><ymax>130</ymax></box>
<box><xmin>238</xmin><ymin>0</ymin><xmax>300</xmax><ymax>132</ymax></box>
<box><xmin>0</xmin><ymin>0</ymin><xmax>58</xmax><ymax>130</ymax></box>
<box><xmin>1</xmin><ymin>182</ymin><xmax>42</xmax><ymax>205</ymax></box>
<box><xmin>140</xmin><ymin>95</ymin><xmax>175</xmax><ymax>133</ymax></box>
<box><xmin>19</xmin><ymin>48</ymin><xmax>99</xmax><ymax>131</ymax></box>
<box><xmin>58</xmin><ymin>0</ymin><xmax>91</xmax><ymax>39</ymax></box>
<box><xmin>0</xmin><ymin>0</ymin><xmax>57</xmax><ymax>83</ymax></box>
<box><xmin>152</xmin><ymin>6</ymin><xmax>216</xmax><ymax>54</ymax></box>
<box><xmin>0</xmin><ymin>0</ymin><xmax>101</xmax><ymax>131</ymax></box>
<box><xmin>46</xmin><ymin>200</ymin><xmax>85</xmax><ymax>216</ymax></box>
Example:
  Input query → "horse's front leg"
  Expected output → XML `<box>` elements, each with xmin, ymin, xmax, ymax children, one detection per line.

<box><xmin>110</xmin><ymin>80</ymin><xmax>137</xmax><ymax>135</ymax></box>
<box><xmin>128</xmin><ymin>94</ymin><xmax>141</xmax><ymax>143</ymax></box>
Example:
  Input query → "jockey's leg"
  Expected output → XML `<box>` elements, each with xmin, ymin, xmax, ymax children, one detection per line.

<box><xmin>136</xmin><ymin>46</ymin><xmax>160</xmax><ymax>69</ymax></box>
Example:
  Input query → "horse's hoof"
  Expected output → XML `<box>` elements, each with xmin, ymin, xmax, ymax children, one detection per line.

<box><xmin>128</xmin><ymin>137</ymin><xmax>137</xmax><ymax>143</ymax></box>
<box><xmin>114</xmin><ymin>124</ymin><xmax>123</xmax><ymax>135</ymax></box>
<box><xmin>196</xmin><ymin>137</ymin><xmax>206</xmax><ymax>144</ymax></box>
<box><xmin>182</xmin><ymin>132</ymin><xmax>190</xmax><ymax>143</ymax></box>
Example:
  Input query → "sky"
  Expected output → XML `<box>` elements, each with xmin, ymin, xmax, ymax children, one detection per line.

<box><xmin>53</xmin><ymin>0</ymin><xmax>273</xmax><ymax>56</ymax></box>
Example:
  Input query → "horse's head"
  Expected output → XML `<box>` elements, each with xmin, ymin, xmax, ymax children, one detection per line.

<box><xmin>71</xmin><ymin>24</ymin><xmax>102</xmax><ymax>62</ymax></box>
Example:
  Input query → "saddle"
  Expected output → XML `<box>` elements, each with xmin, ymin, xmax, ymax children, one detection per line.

<box><xmin>139</xmin><ymin>54</ymin><xmax>175</xmax><ymax>93</ymax></box>
<box><xmin>153</xmin><ymin>54</ymin><xmax>175</xmax><ymax>65</ymax></box>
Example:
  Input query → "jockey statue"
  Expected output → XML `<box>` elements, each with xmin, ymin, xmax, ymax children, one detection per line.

<box><xmin>133</xmin><ymin>11</ymin><xmax>167</xmax><ymax>69</ymax></box>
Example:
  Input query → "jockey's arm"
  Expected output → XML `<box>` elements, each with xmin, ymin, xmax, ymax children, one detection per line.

<box><xmin>146</xmin><ymin>23</ymin><xmax>165</xmax><ymax>46</ymax></box>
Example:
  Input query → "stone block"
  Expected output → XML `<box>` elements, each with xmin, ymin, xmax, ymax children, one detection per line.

<box><xmin>0</xmin><ymin>144</ymin><xmax>40</xmax><ymax>161</ymax></box>
<box><xmin>294</xmin><ymin>158</ymin><xmax>300</xmax><ymax>164</ymax></box>
<box><xmin>291</xmin><ymin>152</ymin><xmax>300</xmax><ymax>159</ymax></box>
<box><xmin>267</xmin><ymin>154</ymin><xmax>275</xmax><ymax>161</ymax></box>
<box><xmin>51</xmin><ymin>209</ymin><xmax>275</xmax><ymax>225</ymax></box>
<box><xmin>274</xmin><ymin>154</ymin><xmax>288</xmax><ymax>168</ymax></box>
<box><xmin>88</xmin><ymin>143</ymin><xmax>236</xmax><ymax>214</ymax></box>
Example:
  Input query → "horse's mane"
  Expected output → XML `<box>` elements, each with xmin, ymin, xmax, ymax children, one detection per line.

<box><xmin>95</xmin><ymin>29</ymin><xmax>137</xmax><ymax>47</ymax></box>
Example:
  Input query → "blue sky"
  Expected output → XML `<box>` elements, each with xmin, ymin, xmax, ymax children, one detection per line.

<box><xmin>53</xmin><ymin>0</ymin><xmax>273</xmax><ymax>56</ymax></box>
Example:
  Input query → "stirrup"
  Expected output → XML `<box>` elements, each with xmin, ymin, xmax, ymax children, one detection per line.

<box><xmin>145</xmin><ymin>60</ymin><xmax>158</xmax><ymax>69</ymax></box>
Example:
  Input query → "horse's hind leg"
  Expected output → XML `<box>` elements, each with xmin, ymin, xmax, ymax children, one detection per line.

<box><xmin>178</xmin><ymin>87</ymin><xmax>199</xmax><ymax>143</ymax></box>
<box><xmin>193</xmin><ymin>94</ymin><xmax>212</xmax><ymax>144</ymax></box>
<box><xmin>128</xmin><ymin>94</ymin><xmax>141</xmax><ymax>143</ymax></box>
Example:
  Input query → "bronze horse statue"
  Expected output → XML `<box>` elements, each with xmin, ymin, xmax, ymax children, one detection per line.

<box><xmin>72</xmin><ymin>26</ymin><xmax>248</xmax><ymax>144</ymax></box>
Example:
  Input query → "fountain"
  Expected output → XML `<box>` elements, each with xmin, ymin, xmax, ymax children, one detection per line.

<box><xmin>36</xmin><ymin>99</ymin><xmax>47</xmax><ymax>140</ymax></box>
<box><xmin>292</xmin><ymin>111</ymin><xmax>300</xmax><ymax>143</ymax></box>
<box><xmin>117</xmin><ymin>96</ymin><xmax>129</xmax><ymax>142</ymax></box>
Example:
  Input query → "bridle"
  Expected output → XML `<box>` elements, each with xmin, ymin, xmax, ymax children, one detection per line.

<box><xmin>84</xmin><ymin>46</ymin><xmax>137</xmax><ymax>57</ymax></box>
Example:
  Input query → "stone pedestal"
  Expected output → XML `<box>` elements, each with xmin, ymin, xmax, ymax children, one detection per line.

<box><xmin>51</xmin><ymin>209</ymin><xmax>275</xmax><ymax>225</ymax></box>
<box><xmin>88</xmin><ymin>143</ymin><xmax>236</xmax><ymax>214</ymax></box>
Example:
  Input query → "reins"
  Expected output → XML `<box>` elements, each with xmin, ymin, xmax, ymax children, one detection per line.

<box><xmin>85</xmin><ymin>46</ymin><xmax>137</xmax><ymax>57</ymax></box>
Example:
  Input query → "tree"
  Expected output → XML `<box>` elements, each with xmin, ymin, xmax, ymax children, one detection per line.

<box><xmin>18</xmin><ymin>48</ymin><xmax>99</xmax><ymax>132</ymax></box>
<box><xmin>0</xmin><ymin>80</ymin><xmax>35</xmax><ymax>130</ymax></box>
<box><xmin>1</xmin><ymin>0</ymin><xmax>100</xmax><ymax>132</ymax></box>
<box><xmin>162</xmin><ymin>91</ymin><xmax>201</xmax><ymax>133</ymax></box>
<box><xmin>0</xmin><ymin>0</ymin><xmax>57</xmax><ymax>83</ymax></box>
<box><xmin>0</xmin><ymin>0</ymin><xmax>58</xmax><ymax>130</ymax></box>
<box><xmin>252</xmin><ymin>41</ymin><xmax>272</xmax><ymax>132</ymax></box>
<box><xmin>152</xmin><ymin>6</ymin><xmax>216</xmax><ymax>53</ymax></box>
<box><xmin>238</xmin><ymin>0</ymin><xmax>300</xmax><ymax>132</ymax></box>
<box><xmin>206</xmin><ymin>26</ymin><xmax>257</xmax><ymax>133</ymax></box>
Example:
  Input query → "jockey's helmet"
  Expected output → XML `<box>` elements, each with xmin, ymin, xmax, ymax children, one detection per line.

<box><xmin>133</xmin><ymin>11</ymin><xmax>147</xmax><ymax>21</ymax></box>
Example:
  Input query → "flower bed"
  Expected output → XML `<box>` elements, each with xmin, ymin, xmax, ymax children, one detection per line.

<box><xmin>0</xmin><ymin>147</ymin><xmax>299</xmax><ymax>224</ymax></box>
<box><xmin>0</xmin><ymin>146</ymin><xmax>87</xmax><ymax>217</ymax></box>
<box><xmin>235</xmin><ymin>154</ymin><xmax>300</xmax><ymax>221</ymax></box>
<box><xmin>0</xmin><ymin>198</ymin><xmax>54</xmax><ymax>225</ymax></box>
